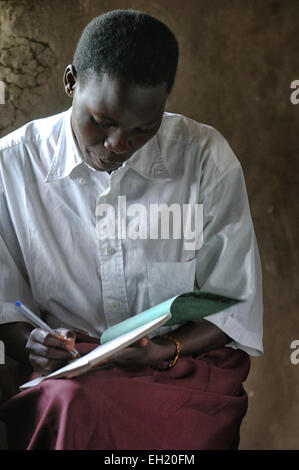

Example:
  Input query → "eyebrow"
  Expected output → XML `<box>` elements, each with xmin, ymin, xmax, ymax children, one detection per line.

<box><xmin>93</xmin><ymin>113</ymin><xmax>157</xmax><ymax>127</ymax></box>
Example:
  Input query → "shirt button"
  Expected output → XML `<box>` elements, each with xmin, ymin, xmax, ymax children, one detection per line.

<box><xmin>79</xmin><ymin>178</ymin><xmax>86</xmax><ymax>185</ymax></box>
<box><xmin>112</xmin><ymin>301</ymin><xmax>120</xmax><ymax>308</ymax></box>
<box><xmin>107</xmin><ymin>247</ymin><xmax>116</xmax><ymax>255</ymax></box>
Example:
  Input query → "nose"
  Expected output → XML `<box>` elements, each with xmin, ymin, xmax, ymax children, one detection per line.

<box><xmin>104</xmin><ymin>128</ymin><xmax>132</xmax><ymax>155</ymax></box>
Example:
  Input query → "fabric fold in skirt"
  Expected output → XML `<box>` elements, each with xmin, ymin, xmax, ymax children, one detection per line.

<box><xmin>0</xmin><ymin>334</ymin><xmax>250</xmax><ymax>450</ymax></box>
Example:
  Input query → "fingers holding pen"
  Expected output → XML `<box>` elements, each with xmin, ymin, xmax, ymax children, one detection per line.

<box><xmin>29</xmin><ymin>328</ymin><xmax>73</xmax><ymax>352</ymax></box>
<box><xmin>26</xmin><ymin>328</ymin><xmax>75</xmax><ymax>374</ymax></box>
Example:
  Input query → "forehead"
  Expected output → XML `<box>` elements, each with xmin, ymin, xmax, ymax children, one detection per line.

<box><xmin>77</xmin><ymin>73</ymin><xmax>168</xmax><ymax>124</ymax></box>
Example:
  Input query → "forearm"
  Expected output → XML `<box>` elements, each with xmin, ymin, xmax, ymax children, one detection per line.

<box><xmin>153</xmin><ymin>319</ymin><xmax>231</xmax><ymax>359</ymax></box>
<box><xmin>0</xmin><ymin>321</ymin><xmax>34</xmax><ymax>365</ymax></box>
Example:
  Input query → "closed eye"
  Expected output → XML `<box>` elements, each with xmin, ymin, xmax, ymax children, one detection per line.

<box><xmin>90</xmin><ymin>114</ymin><xmax>157</xmax><ymax>133</ymax></box>
<box><xmin>90</xmin><ymin>115</ymin><xmax>115</xmax><ymax>129</ymax></box>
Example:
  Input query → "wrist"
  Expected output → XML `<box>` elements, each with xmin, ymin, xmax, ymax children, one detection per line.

<box><xmin>152</xmin><ymin>334</ymin><xmax>181</xmax><ymax>368</ymax></box>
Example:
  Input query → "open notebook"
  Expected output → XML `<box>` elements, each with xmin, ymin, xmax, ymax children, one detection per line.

<box><xmin>20</xmin><ymin>290</ymin><xmax>241</xmax><ymax>389</ymax></box>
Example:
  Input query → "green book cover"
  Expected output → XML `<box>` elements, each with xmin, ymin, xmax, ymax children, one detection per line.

<box><xmin>100</xmin><ymin>291</ymin><xmax>242</xmax><ymax>344</ymax></box>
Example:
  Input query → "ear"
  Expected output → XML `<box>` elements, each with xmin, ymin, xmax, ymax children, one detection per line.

<box><xmin>63</xmin><ymin>64</ymin><xmax>77</xmax><ymax>97</ymax></box>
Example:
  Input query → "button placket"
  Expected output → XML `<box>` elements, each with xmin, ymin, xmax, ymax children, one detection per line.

<box><xmin>95</xmin><ymin>177</ymin><xmax>129</xmax><ymax>328</ymax></box>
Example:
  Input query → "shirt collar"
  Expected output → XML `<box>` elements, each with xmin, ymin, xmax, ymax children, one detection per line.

<box><xmin>45</xmin><ymin>108</ymin><xmax>172</xmax><ymax>183</ymax></box>
<box><xmin>125</xmin><ymin>132</ymin><xmax>171</xmax><ymax>180</ymax></box>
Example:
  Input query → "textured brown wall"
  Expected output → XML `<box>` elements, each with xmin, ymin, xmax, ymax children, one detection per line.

<box><xmin>0</xmin><ymin>0</ymin><xmax>299</xmax><ymax>450</ymax></box>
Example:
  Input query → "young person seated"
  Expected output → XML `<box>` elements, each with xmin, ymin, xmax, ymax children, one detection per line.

<box><xmin>0</xmin><ymin>9</ymin><xmax>263</xmax><ymax>450</ymax></box>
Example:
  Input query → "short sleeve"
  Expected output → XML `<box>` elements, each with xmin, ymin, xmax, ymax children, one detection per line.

<box><xmin>195</xmin><ymin>161</ymin><xmax>263</xmax><ymax>356</ymax></box>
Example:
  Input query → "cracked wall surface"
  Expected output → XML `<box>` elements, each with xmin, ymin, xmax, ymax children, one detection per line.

<box><xmin>0</xmin><ymin>0</ymin><xmax>59</xmax><ymax>133</ymax></box>
<box><xmin>0</xmin><ymin>0</ymin><xmax>299</xmax><ymax>451</ymax></box>
<box><xmin>0</xmin><ymin>36</ymin><xmax>56</xmax><ymax>131</ymax></box>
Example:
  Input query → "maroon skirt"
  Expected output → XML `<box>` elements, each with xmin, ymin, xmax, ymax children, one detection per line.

<box><xmin>0</xmin><ymin>335</ymin><xmax>250</xmax><ymax>450</ymax></box>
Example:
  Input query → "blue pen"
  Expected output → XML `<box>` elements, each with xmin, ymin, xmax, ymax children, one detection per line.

<box><xmin>15</xmin><ymin>301</ymin><xmax>80</xmax><ymax>358</ymax></box>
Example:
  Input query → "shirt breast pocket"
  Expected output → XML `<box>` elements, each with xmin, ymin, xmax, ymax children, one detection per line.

<box><xmin>147</xmin><ymin>258</ymin><xmax>197</xmax><ymax>307</ymax></box>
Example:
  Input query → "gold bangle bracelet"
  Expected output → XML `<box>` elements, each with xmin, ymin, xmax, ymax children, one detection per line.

<box><xmin>161</xmin><ymin>334</ymin><xmax>181</xmax><ymax>369</ymax></box>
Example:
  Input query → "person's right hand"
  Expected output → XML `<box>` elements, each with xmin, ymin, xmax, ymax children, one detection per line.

<box><xmin>25</xmin><ymin>328</ymin><xmax>76</xmax><ymax>375</ymax></box>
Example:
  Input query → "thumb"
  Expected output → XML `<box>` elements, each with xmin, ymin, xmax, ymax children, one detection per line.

<box><xmin>55</xmin><ymin>328</ymin><xmax>76</xmax><ymax>350</ymax></box>
<box><xmin>132</xmin><ymin>336</ymin><xmax>149</xmax><ymax>348</ymax></box>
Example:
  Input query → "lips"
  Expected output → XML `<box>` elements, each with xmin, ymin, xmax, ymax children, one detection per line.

<box><xmin>87</xmin><ymin>150</ymin><xmax>122</xmax><ymax>171</ymax></box>
<box><xmin>99</xmin><ymin>157</ymin><xmax>120</xmax><ymax>168</ymax></box>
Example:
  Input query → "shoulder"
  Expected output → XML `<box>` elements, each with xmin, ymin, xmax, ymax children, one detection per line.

<box><xmin>0</xmin><ymin>110</ymin><xmax>68</xmax><ymax>185</ymax></box>
<box><xmin>159</xmin><ymin>112</ymin><xmax>214</xmax><ymax>142</ymax></box>
<box><xmin>158</xmin><ymin>112</ymin><xmax>240</xmax><ymax>177</ymax></box>
<box><xmin>0</xmin><ymin>110</ymin><xmax>68</xmax><ymax>192</ymax></box>
<box><xmin>0</xmin><ymin>110</ymin><xmax>67</xmax><ymax>154</ymax></box>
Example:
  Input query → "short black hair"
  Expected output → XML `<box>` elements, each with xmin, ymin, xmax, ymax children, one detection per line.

<box><xmin>73</xmin><ymin>9</ymin><xmax>179</xmax><ymax>93</ymax></box>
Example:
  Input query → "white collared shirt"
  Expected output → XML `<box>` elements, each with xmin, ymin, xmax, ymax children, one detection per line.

<box><xmin>0</xmin><ymin>108</ymin><xmax>263</xmax><ymax>355</ymax></box>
